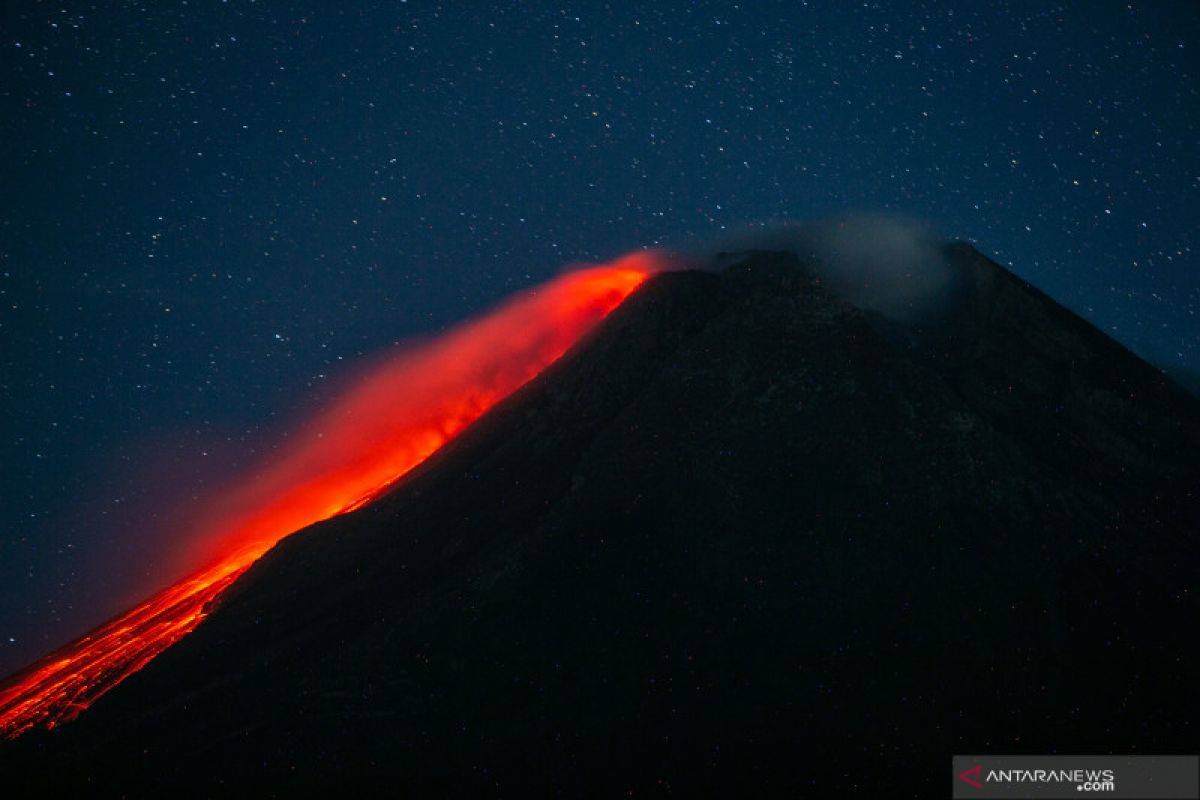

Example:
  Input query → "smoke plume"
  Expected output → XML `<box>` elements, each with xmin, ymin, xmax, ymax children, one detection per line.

<box><xmin>703</xmin><ymin>215</ymin><xmax>958</xmax><ymax>322</ymax></box>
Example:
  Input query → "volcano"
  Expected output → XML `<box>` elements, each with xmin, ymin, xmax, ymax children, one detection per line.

<box><xmin>2</xmin><ymin>245</ymin><xmax>1198</xmax><ymax>795</ymax></box>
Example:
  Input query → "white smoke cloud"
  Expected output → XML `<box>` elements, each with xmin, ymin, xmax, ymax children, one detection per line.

<box><xmin>701</xmin><ymin>215</ymin><xmax>957</xmax><ymax>322</ymax></box>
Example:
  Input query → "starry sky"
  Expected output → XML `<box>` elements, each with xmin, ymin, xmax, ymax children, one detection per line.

<box><xmin>1</xmin><ymin>1</ymin><xmax>1197</xmax><ymax>675</ymax></box>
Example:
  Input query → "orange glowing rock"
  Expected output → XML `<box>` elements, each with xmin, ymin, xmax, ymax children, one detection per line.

<box><xmin>0</xmin><ymin>254</ymin><xmax>660</xmax><ymax>739</ymax></box>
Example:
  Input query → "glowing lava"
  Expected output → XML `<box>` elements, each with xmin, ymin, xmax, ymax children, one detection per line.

<box><xmin>0</xmin><ymin>254</ymin><xmax>660</xmax><ymax>739</ymax></box>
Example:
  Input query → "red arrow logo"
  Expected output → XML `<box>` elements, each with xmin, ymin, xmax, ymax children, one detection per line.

<box><xmin>958</xmin><ymin>764</ymin><xmax>983</xmax><ymax>788</ymax></box>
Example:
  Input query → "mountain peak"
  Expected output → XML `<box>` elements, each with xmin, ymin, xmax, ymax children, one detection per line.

<box><xmin>3</xmin><ymin>247</ymin><xmax>1197</xmax><ymax>795</ymax></box>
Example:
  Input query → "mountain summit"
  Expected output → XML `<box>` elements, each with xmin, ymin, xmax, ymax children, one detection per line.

<box><xmin>4</xmin><ymin>245</ymin><xmax>1198</xmax><ymax>795</ymax></box>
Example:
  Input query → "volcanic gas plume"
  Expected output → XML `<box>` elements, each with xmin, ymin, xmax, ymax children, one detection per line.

<box><xmin>0</xmin><ymin>253</ymin><xmax>660</xmax><ymax>739</ymax></box>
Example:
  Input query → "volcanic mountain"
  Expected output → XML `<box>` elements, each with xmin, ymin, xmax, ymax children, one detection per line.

<box><xmin>3</xmin><ymin>245</ymin><xmax>1198</xmax><ymax>795</ymax></box>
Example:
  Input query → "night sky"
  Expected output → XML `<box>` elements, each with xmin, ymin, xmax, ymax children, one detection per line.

<box><xmin>1</xmin><ymin>1</ymin><xmax>1197</xmax><ymax>676</ymax></box>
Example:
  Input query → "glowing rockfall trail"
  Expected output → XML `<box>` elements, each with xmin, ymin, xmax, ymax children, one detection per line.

<box><xmin>0</xmin><ymin>253</ymin><xmax>662</xmax><ymax>739</ymax></box>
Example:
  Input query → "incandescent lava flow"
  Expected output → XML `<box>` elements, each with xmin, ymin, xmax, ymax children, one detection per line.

<box><xmin>0</xmin><ymin>254</ymin><xmax>661</xmax><ymax>740</ymax></box>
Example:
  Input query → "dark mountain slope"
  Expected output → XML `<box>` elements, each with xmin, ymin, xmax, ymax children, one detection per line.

<box><xmin>1167</xmin><ymin>366</ymin><xmax>1200</xmax><ymax>398</ymax></box>
<box><xmin>5</xmin><ymin>246</ymin><xmax>1198</xmax><ymax>796</ymax></box>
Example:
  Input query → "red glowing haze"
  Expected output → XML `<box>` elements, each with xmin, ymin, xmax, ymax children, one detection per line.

<box><xmin>0</xmin><ymin>253</ymin><xmax>661</xmax><ymax>739</ymax></box>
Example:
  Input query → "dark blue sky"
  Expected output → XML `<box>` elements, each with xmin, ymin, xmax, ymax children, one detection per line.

<box><xmin>1</xmin><ymin>1</ymin><xmax>1197</xmax><ymax>674</ymax></box>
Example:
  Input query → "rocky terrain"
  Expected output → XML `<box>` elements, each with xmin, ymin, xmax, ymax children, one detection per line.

<box><xmin>4</xmin><ymin>245</ymin><xmax>1197</xmax><ymax>796</ymax></box>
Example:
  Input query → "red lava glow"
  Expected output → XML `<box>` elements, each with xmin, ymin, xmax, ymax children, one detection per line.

<box><xmin>0</xmin><ymin>253</ymin><xmax>661</xmax><ymax>740</ymax></box>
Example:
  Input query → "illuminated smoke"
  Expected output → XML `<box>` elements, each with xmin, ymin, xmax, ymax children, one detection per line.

<box><xmin>0</xmin><ymin>252</ymin><xmax>661</xmax><ymax>739</ymax></box>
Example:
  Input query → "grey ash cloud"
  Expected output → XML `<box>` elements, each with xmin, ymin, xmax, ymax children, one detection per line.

<box><xmin>700</xmin><ymin>215</ymin><xmax>957</xmax><ymax>322</ymax></box>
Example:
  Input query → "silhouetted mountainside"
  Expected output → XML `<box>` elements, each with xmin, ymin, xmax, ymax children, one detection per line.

<box><xmin>5</xmin><ymin>246</ymin><xmax>1199</xmax><ymax>796</ymax></box>
<box><xmin>1166</xmin><ymin>366</ymin><xmax>1200</xmax><ymax>398</ymax></box>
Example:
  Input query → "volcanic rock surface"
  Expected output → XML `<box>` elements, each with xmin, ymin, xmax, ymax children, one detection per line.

<box><xmin>4</xmin><ymin>246</ymin><xmax>1198</xmax><ymax>795</ymax></box>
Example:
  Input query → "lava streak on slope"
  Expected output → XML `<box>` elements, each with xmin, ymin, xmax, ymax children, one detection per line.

<box><xmin>0</xmin><ymin>254</ymin><xmax>660</xmax><ymax>740</ymax></box>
